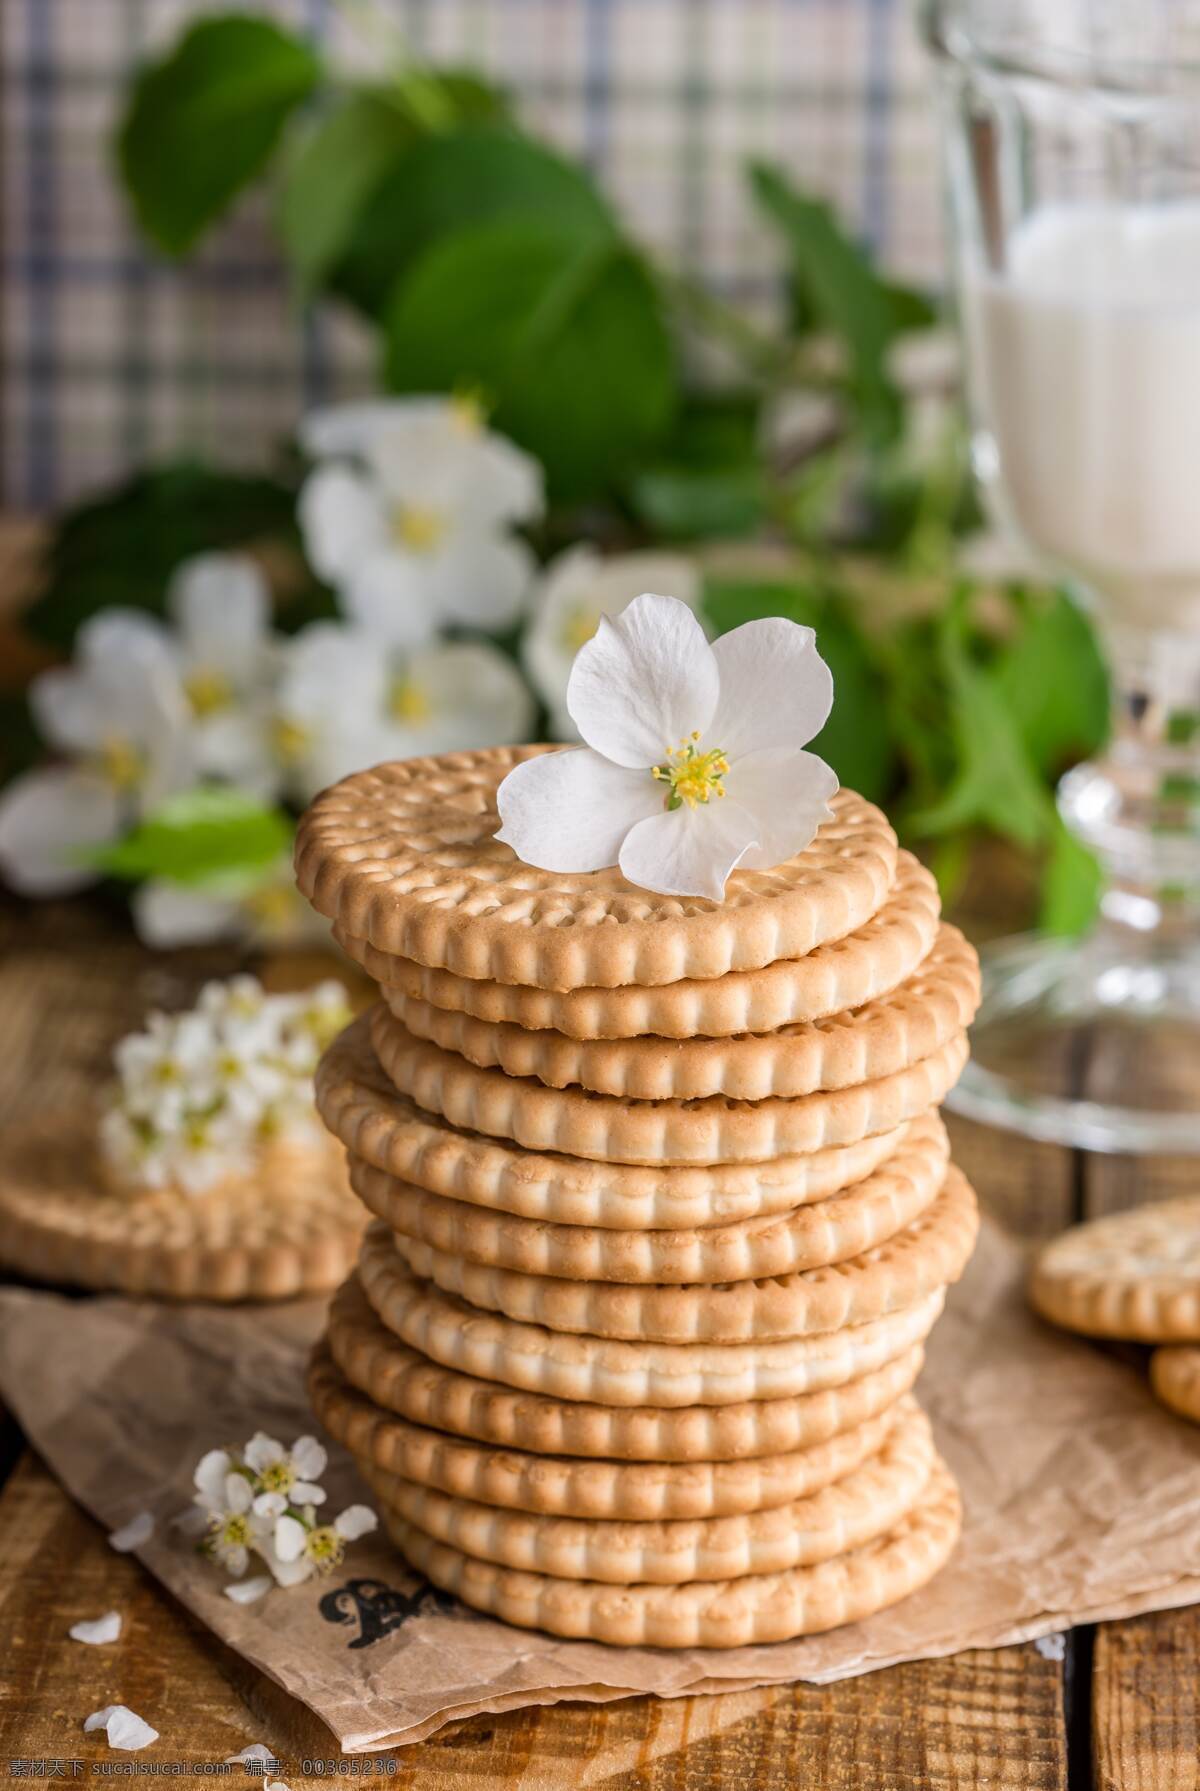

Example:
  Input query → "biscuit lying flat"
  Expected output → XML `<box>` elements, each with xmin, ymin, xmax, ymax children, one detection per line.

<box><xmin>1031</xmin><ymin>1197</ymin><xmax>1200</xmax><ymax>1342</ymax></box>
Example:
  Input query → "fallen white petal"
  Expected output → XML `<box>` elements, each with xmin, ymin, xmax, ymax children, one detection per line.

<box><xmin>1034</xmin><ymin>1632</ymin><xmax>1067</xmax><ymax>1661</ymax></box>
<box><xmin>83</xmin><ymin>1706</ymin><xmax>159</xmax><ymax>1750</ymax></box>
<box><xmin>69</xmin><ymin>1612</ymin><xmax>122</xmax><ymax>1645</ymax></box>
<box><xmin>265</xmin><ymin>1779</ymin><xmax>291</xmax><ymax>1791</ymax></box>
<box><xmin>108</xmin><ymin>1511</ymin><xmax>154</xmax><ymax>1552</ymax></box>
<box><xmin>223</xmin><ymin>1745</ymin><xmax>279</xmax><ymax>1768</ymax></box>
<box><xmin>224</xmin><ymin>1576</ymin><xmax>273</xmax><ymax>1605</ymax></box>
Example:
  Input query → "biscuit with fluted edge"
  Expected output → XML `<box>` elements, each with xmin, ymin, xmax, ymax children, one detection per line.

<box><xmin>1030</xmin><ymin>1197</ymin><xmax>1200</xmax><ymax>1342</ymax></box>
<box><xmin>361</xmin><ymin>1402</ymin><xmax>934</xmax><ymax>1584</ymax></box>
<box><xmin>379</xmin><ymin>1455</ymin><xmax>962</xmax><ymax>1646</ymax></box>
<box><xmin>370</xmin><ymin>1005</ymin><xmax>969</xmax><ymax>1167</ymax></box>
<box><xmin>318</xmin><ymin>1016</ymin><xmax>912</xmax><ymax>1228</ymax></box>
<box><xmin>347</xmin><ymin>1112</ymin><xmax>949</xmax><ymax>1284</ymax></box>
<box><xmin>338</xmin><ymin>850</ymin><xmax>940</xmax><ymax>1040</ymax></box>
<box><xmin>0</xmin><ymin>1123</ymin><xmax>362</xmax><ymax>1301</ymax></box>
<box><xmin>310</xmin><ymin>1343</ymin><xmax>922</xmax><ymax>1519</ymax></box>
<box><xmin>356</xmin><ymin>1226</ymin><xmax>946</xmax><ymax>1407</ymax></box>
<box><xmin>326</xmin><ymin>1272</ymin><xmax>927</xmax><ymax>1460</ymax></box>
<box><xmin>295</xmin><ymin>750</ymin><xmax>897</xmax><ymax>991</ymax></box>
<box><xmin>384</xmin><ymin>925</ymin><xmax>978</xmax><ymax>1102</ymax></box>
<box><xmin>1150</xmin><ymin>1346</ymin><xmax>1200</xmax><ymax>1423</ymax></box>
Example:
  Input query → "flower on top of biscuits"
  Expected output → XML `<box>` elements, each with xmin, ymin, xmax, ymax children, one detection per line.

<box><xmin>495</xmin><ymin>592</ymin><xmax>838</xmax><ymax>901</ymax></box>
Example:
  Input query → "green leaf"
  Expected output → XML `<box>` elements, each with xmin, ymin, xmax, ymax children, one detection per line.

<box><xmin>385</xmin><ymin>219</ymin><xmax>675</xmax><ymax>499</ymax></box>
<box><xmin>908</xmin><ymin>601</ymin><xmax>1050</xmax><ymax>849</ymax></box>
<box><xmin>749</xmin><ymin>162</ymin><xmax>901</xmax><ymax>439</ymax></box>
<box><xmin>993</xmin><ymin>587</ymin><xmax>1110</xmax><ymax>777</ymax></box>
<box><xmin>88</xmin><ymin>788</ymin><xmax>293</xmax><ymax>885</ymax></box>
<box><xmin>702</xmin><ymin>576</ymin><xmax>895</xmax><ymax>802</ymax></box>
<box><xmin>333</xmin><ymin>124</ymin><xmax>612</xmax><ymax>319</ymax></box>
<box><xmin>117</xmin><ymin>15</ymin><xmax>320</xmax><ymax>255</ymax></box>
<box><xmin>1039</xmin><ymin>822</ymin><xmax>1103</xmax><ymax>937</ymax></box>
<box><xmin>278</xmin><ymin>90</ymin><xmax>418</xmax><ymax>288</ymax></box>
<box><xmin>630</xmin><ymin>466</ymin><xmax>764</xmax><ymax>540</ymax></box>
<box><xmin>24</xmin><ymin>462</ymin><xmax>304</xmax><ymax>650</ymax></box>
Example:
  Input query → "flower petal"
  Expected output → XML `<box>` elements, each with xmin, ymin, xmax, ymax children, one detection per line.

<box><xmin>334</xmin><ymin>1504</ymin><xmax>378</xmax><ymax>1541</ymax></box>
<box><xmin>225</xmin><ymin>1473</ymin><xmax>253</xmax><ymax>1515</ymax></box>
<box><xmin>193</xmin><ymin>1449</ymin><xmax>233</xmax><ymax>1508</ymax></box>
<box><xmin>618</xmin><ymin>800</ymin><xmax>760</xmax><ymax>901</ymax></box>
<box><xmin>567</xmin><ymin>593</ymin><xmax>719</xmax><ymax>768</ymax></box>
<box><xmin>223</xmin><ymin>1576</ymin><xmax>273</xmax><ymax>1606</ymax></box>
<box><xmin>108</xmin><ymin>1511</ymin><xmax>154</xmax><ymax>1553</ymax></box>
<box><xmin>291</xmin><ymin>1482</ymin><xmax>326</xmax><ymax>1506</ymax></box>
<box><xmin>133</xmin><ymin>880</ymin><xmax>242</xmax><ymax>949</ymax></box>
<box><xmin>69</xmin><ymin>1612</ymin><xmax>122</xmax><ymax>1645</ymax></box>
<box><xmin>252</xmin><ymin>1491</ymin><xmax>287</xmax><ymax>1519</ymax></box>
<box><xmin>386</xmin><ymin>641</ymin><xmax>534</xmax><ymax>759</ymax></box>
<box><xmin>290</xmin><ymin>1436</ymin><xmax>327</xmax><ymax>1481</ymax></box>
<box><xmin>83</xmin><ymin>1706</ymin><xmax>159</xmax><ymax>1751</ymax></box>
<box><xmin>727</xmin><ymin>746</ymin><xmax>839</xmax><ymax>869</ymax></box>
<box><xmin>0</xmin><ymin>768</ymin><xmax>119</xmax><ymax>896</ymax></box>
<box><xmin>298</xmin><ymin>465</ymin><xmax>389</xmax><ymax>584</ymax></box>
<box><xmin>273</xmin><ymin>1514</ymin><xmax>308</xmax><ymax>1563</ymax></box>
<box><xmin>341</xmin><ymin>551</ymin><xmax>443</xmax><ymax>650</ymax></box>
<box><xmin>243</xmin><ymin>1433</ymin><xmax>283</xmax><ymax>1474</ymax></box>
<box><xmin>495</xmin><ymin>749</ymin><xmax>661</xmax><ymax>873</ymax></box>
<box><xmin>224</xmin><ymin>1745</ymin><xmax>279</xmax><ymax>1767</ymax></box>
<box><xmin>168</xmin><ymin>554</ymin><xmax>269</xmax><ymax>670</ymax></box>
<box><xmin>430</xmin><ymin>533</ymin><xmax>535</xmax><ymax>632</ymax></box>
<box><xmin>709</xmin><ymin>618</ymin><xmax>833</xmax><ymax>760</ymax></box>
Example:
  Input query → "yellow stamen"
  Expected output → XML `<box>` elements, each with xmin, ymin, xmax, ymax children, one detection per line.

<box><xmin>96</xmin><ymin>736</ymin><xmax>145</xmax><ymax>792</ymax></box>
<box><xmin>450</xmin><ymin>389</ymin><xmax>485</xmax><ymax>435</ymax></box>
<box><xmin>215</xmin><ymin>1513</ymin><xmax>252</xmax><ymax>1547</ymax></box>
<box><xmin>392</xmin><ymin>504</ymin><xmax>446</xmax><ymax>554</ymax></box>
<box><xmin>561</xmin><ymin>605</ymin><xmax>601</xmax><ymax>655</ymax></box>
<box><xmin>651</xmin><ymin>732</ymin><xmax>730</xmax><ymax>811</ymax></box>
<box><xmin>259</xmin><ymin>1460</ymin><xmax>295</xmax><ymax>1495</ymax></box>
<box><xmin>184</xmin><ymin>667</ymin><xmax>233</xmax><ymax>717</ymax></box>
<box><xmin>389</xmin><ymin>676</ymin><xmax>432</xmax><ymax>725</ymax></box>
<box><xmin>304</xmin><ymin>1525</ymin><xmax>345</xmax><ymax>1571</ymax></box>
<box><xmin>271</xmin><ymin>717</ymin><xmax>310</xmax><ymax>766</ymax></box>
<box><xmin>242</xmin><ymin>884</ymin><xmax>295</xmax><ymax>931</ymax></box>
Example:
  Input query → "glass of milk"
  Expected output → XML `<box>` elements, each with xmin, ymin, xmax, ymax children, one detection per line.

<box><xmin>926</xmin><ymin>0</ymin><xmax>1200</xmax><ymax>1151</ymax></box>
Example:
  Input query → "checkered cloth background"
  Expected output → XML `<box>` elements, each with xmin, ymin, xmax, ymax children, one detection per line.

<box><xmin>1</xmin><ymin>0</ymin><xmax>943</xmax><ymax>511</ymax></box>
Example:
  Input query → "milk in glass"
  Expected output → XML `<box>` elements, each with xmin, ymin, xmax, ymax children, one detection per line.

<box><xmin>968</xmin><ymin>203</ymin><xmax>1200</xmax><ymax>630</ymax></box>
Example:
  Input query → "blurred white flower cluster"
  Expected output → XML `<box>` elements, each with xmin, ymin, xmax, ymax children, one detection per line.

<box><xmin>99</xmin><ymin>974</ymin><xmax>350</xmax><ymax>1196</ymax></box>
<box><xmin>192</xmin><ymin>1429</ymin><xmax>376</xmax><ymax>1599</ymax></box>
<box><xmin>0</xmin><ymin>397</ymin><xmax>701</xmax><ymax>946</ymax></box>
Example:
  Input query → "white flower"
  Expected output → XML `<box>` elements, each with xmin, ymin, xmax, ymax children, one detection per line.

<box><xmin>200</xmin><ymin>1469</ymin><xmax>270</xmax><ymax>1577</ymax></box>
<box><xmin>132</xmin><ymin>859</ymin><xmax>324</xmax><ymax>952</ymax></box>
<box><xmin>0</xmin><ymin>612</ymin><xmax>193</xmax><ymax>895</ymax></box>
<box><xmin>243</xmin><ymin>1432</ymin><xmax>328</xmax><ymax>1504</ymax></box>
<box><xmin>83</xmin><ymin>1706</ymin><xmax>159</xmax><ymax>1751</ymax></box>
<box><xmin>298</xmin><ymin>396</ymin><xmax>541</xmax><ymax>639</ymax></box>
<box><xmin>107</xmin><ymin>1511</ymin><xmax>154</xmax><ymax>1553</ymax></box>
<box><xmin>274</xmin><ymin>624</ymin><xmax>534</xmax><ymax>801</ymax></box>
<box><xmin>496</xmin><ymin>592</ymin><xmax>838</xmax><ymax>901</ymax></box>
<box><xmin>272</xmin><ymin>1503</ymin><xmax>377</xmax><ymax>1580</ymax></box>
<box><xmin>523</xmin><ymin>547</ymin><xmax>702</xmax><ymax>740</ymax></box>
<box><xmin>69</xmin><ymin>1611</ymin><xmax>122</xmax><ymax>1645</ymax></box>
<box><xmin>166</xmin><ymin>554</ymin><xmax>283</xmax><ymax>798</ymax></box>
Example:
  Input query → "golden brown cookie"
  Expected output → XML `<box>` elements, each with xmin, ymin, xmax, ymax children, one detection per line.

<box><xmin>346</xmin><ymin>1112</ymin><xmax>949</xmax><ymax>1284</ymax></box>
<box><xmin>296</xmin><ymin>750</ymin><xmax>898</xmax><ymax>990</ymax></box>
<box><xmin>361</xmin><ymin>1402</ymin><xmax>934</xmax><ymax>1584</ymax></box>
<box><xmin>0</xmin><ymin>1122</ymin><xmax>363</xmax><ymax>1301</ymax></box>
<box><xmin>379</xmin><ymin>1455</ymin><xmax>962</xmax><ymax>1646</ymax></box>
<box><xmin>309</xmin><ymin>1340</ymin><xmax>919</xmax><ymax>1518</ymax></box>
<box><xmin>1030</xmin><ymin>1197</ymin><xmax>1200</xmax><ymax>1341</ymax></box>
<box><xmin>355</xmin><ymin>1226</ymin><xmax>947</xmax><ymax>1406</ymax></box>
<box><xmin>318</xmin><ymin>1015</ymin><xmax>914</xmax><ymax>1227</ymax></box>
<box><xmin>325</xmin><ymin>1271</ymin><xmax>928</xmax><ymax>1460</ymax></box>
<box><xmin>1150</xmin><ymin>1346</ymin><xmax>1200</xmax><ymax>1423</ymax></box>
<box><xmin>338</xmin><ymin>850</ymin><xmax>941</xmax><ymax>1040</ymax></box>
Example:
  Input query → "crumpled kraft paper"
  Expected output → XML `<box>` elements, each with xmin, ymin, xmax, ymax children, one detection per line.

<box><xmin>3</xmin><ymin>1216</ymin><xmax>1200</xmax><ymax>1753</ymax></box>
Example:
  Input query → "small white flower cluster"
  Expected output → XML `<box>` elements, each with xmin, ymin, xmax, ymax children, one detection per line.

<box><xmin>193</xmin><ymin>1431</ymin><xmax>376</xmax><ymax>1596</ymax></box>
<box><xmin>99</xmin><ymin>975</ymin><xmax>350</xmax><ymax>1196</ymax></box>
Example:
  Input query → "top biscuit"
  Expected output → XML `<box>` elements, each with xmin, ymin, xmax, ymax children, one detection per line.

<box><xmin>294</xmin><ymin>747</ymin><xmax>897</xmax><ymax>992</ymax></box>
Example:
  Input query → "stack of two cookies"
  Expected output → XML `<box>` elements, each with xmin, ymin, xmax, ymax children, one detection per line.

<box><xmin>298</xmin><ymin>748</ymin><xmax>982</xmax><ymax>1647</ymax></box>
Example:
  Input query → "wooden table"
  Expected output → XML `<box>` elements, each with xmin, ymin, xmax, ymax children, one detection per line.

<box><xmin>1</xmin><ymin>903</ymin><xmax>1198</xmax><ymax>1790</ymax></box>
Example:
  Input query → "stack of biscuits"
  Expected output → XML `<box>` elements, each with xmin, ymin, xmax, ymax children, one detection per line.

<box><xmin>297</xmin><ymin>746</ymin><xmax>981</xmax><ymax>1648</ymax></box>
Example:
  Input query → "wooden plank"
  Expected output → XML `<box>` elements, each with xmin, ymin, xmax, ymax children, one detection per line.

<box><xmin>0</xmin><ymin>1446</ymin><xmax>1069</xmax><ymax>1788</ymax></box>
<box><xmin>1092</xmin><ymin>1606</ymin><xmax>1200</xmax><ymax>1791</ymax></box>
